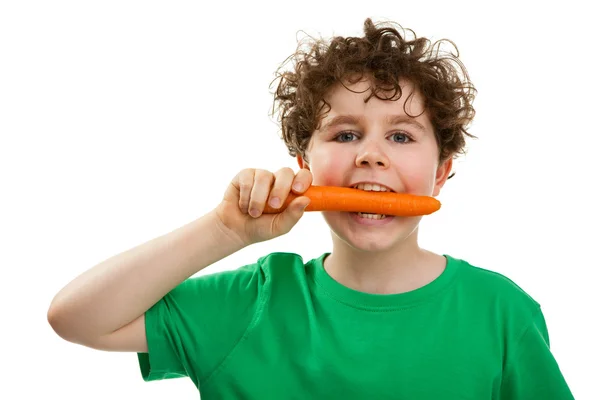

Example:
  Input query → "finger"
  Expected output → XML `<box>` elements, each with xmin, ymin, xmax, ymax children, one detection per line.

<box><xmin>267</xmin><ymin>167</ymin><xmax>295</xmax><ymax>210</ymax></box>
<box><xmin>235</xmin><ymin>169</ymin><xmax>256</xmax><ymax>214</ymax></box>
<box><xmin>272</xmin><ymin>196</ymin><xmax>311</xmax><ymax>234</ymax></box>
<box><xmin>248</xmin><ymin>169</ymin><xmax>274</xmax><ymax>218</ymax></box>
<box><xmin>291</xmin><ymin>168</ymin><xmax>313</xmax><ymax>194</ymax></box>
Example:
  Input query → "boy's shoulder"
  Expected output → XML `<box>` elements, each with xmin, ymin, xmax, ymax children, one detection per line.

<box><xmin>446</xmin><ymin>254</ymin><xmax>541</xmax><ymax>309</ymax></box>
<box><xmin>255</xmin><ymin>251</ymin><xmax>308</xmax><ymax>265</ymax></box>
<box><xmin>254</xmin><ymin>251</ymin><xmax>319</xmax><ymax>281</ymax></box>
<box><xmin>190</xmin><ymin>251</ymin><xmax>311</xmax><ymax>284</ymax></box>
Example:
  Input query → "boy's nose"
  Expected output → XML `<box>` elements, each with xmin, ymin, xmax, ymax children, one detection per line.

<box><xmin>355</xmin><ymin>149</ymin><xmax>389</xmax><ymax>168</ymax></box>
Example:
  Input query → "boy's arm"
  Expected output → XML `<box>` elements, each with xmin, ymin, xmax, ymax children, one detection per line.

<box><xmin>47</xmin><ymin>210</ymin><xmax>246</xmax><ymax>352</ymax></box>
<box><xmin>500</xmin><ymin>308</ymin><xmax>574</xmax><ymax>399</ymax></box>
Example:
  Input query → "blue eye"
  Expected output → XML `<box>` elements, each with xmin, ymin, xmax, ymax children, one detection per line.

<box><xmin>391</xmin><ymin>133</ymin><xmax>412</xmax><ymax>143</ymax></box>
<box><xmin>336</xmin><ymin>132</ymin><xmax>357</xmax><ymax>142</ymax></box>
<box><xmin>335</xmin><ymin>131</ymin><xmax>413</xmax><ymax>143</ymax></box>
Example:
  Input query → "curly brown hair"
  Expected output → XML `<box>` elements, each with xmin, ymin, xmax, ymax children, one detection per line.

<box><xmin>271</xmin><ymin>18</ymin><xmax>477</xmax><ymax>178</ymax></box>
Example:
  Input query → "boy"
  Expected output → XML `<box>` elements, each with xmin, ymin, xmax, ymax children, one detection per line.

<box><xmin>48</xmin><ymin>18</ymin><xmax>574</xmax><ymax>399</ymax></box>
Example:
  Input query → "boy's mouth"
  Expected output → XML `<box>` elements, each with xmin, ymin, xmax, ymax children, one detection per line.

<box><xmin>355</xmin><ymin>212</ymin><xmax>389</xmax><ymax>220</ymax></box>
<box><xmin>350</xmin><ymin>182</ymin><xmax>394</xmax><ymax>219</ymax></box>
<box><xmin>351</xmin><ymin>182</ymin><xmax>395</xmax><ymax>193</ymax></box>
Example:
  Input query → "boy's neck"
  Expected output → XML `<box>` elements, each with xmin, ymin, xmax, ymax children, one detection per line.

<box><xmin>323</xmin><ymin>240</ymin><xmax>446</xmax><ymax>295</ymax></box>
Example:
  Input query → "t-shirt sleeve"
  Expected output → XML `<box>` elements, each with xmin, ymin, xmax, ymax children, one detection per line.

<box><xmin>136</xmin><ymin>262</ymin><xmax>265</xmax><ymax>386</ymax></box>
<box><xmin>500</xmin><ymin>307</ymin><xmax>574</xmax><ymax>399</ymax></box>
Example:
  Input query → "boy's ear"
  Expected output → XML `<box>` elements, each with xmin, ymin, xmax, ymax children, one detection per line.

<box><xmin>297</xmin><ymin>154</ymin><xmax>310</xmax><ymax>170</ymax></box>
<box><xmin>433</xmin><ymin>157</ymin><xmax>453</xmax><ymax>197</ymax></box>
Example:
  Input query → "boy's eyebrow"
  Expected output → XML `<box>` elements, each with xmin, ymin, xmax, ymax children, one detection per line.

<box><xmin>386</xmin><ymin>115</ymin><xmax>427</xmax><ymax>132</ymax></box>
<box><xmin>319</xmin><ymin>114</ymin><xmax>427</xmax><ymax>132</ymax></box>
<box><xmin>319</xmin><ymin>115</ymin><xmax>361</xmax><ymax>132</ymax></box>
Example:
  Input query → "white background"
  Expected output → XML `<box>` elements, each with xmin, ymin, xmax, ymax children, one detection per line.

<box><xmin>1</xmin><ymin>0</ymin><xmax>598</xmax><ymax>398</ymax></box>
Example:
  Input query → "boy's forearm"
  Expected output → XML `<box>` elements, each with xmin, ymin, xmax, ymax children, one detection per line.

<box><xmin>48</xmin><ymin>209</ymin><xmax>245</xmax><ymax>342</ymax></box>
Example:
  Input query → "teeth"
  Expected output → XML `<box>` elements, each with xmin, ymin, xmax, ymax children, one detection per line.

<box><xmin>357</xmin><ymin>212</ymin><xmax>387</xmax><ymax>220</ymax></box>
<box><xmin>352</xmin><ymin>183</ymin><xmax>392</xmax><ymax>220</ymax></box>
<box><xmin>353</xmin><ymin>183</ymin><xmax>391</xmax><ymax>192</ymax></box>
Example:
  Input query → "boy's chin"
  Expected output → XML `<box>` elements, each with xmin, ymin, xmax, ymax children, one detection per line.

<box><xmin>334</xmin><ymin>233</ymin><xmax>403</xmax><ymax>253</ymax></box>
<box><xmin>327</xmin><ymin>219</ymin><xmax>419</xmax><ymax>253</ymax></box>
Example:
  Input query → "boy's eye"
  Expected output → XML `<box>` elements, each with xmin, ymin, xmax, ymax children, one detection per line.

<box><xmin>335</xmin><ymin>132</ymin><xmax>357</xmax><ymax>142</ymax></box>
<box><xmin>335</xmin><ymin>131</ymin><xmax>412</xmax><ymax>143</ymax></box>
<box><xmin>391</xmin><ymin>133</ymin><xmax>411</xmax><ymax>143</ymax></box>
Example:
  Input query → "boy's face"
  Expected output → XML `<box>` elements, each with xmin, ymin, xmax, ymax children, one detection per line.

<box><xmin>297</xmin><ymin>77</ymin><xmax>452</xmax><ymax>253</ymax></box>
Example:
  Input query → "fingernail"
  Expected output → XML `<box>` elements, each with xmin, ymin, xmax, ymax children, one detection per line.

<box><xmin>293</xmin><ymin>183</ymin><xmax>303</xmax><ymax>192</ymax></box>
<box><xmin>249</xmin><ymin>208</ymin><xmax>259</xmax><ymax>218</ymax></box>
<box><xmin>269</xmin><ymin>197</ymin><xmax>281</xmax><ymax>208</ymax></box>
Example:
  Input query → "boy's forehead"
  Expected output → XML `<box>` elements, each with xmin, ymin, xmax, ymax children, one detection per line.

<box><xmin>319</xmin><ymin>77</ymin><xmax>429</xmax><ymax>126</ymax></box>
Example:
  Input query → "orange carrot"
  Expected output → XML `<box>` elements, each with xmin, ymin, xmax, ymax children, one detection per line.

<box><xmin>263</xmin><ymin>185</ymin><xmax>441</xmax><ymax>217</ymax></box>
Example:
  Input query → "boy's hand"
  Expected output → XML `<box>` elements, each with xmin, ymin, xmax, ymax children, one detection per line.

<box><xmin>215</xmin><ymin>167</ymin><xmax>313</xmax><ymax>246</ymax></box>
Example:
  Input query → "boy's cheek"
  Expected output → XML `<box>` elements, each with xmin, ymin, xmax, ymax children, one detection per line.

<box><xmin>311</xmin><ymin>161</ymin><xmax>349</xmax><ymax>186</ymax></box>
<box><xmin>311</xmin><ymin>172</ymin><xmax>340</xmax><ymax>187</ymax></box>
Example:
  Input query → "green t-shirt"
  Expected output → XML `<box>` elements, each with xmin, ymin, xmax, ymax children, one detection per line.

<box><xmin>137</xmin><ymin>252</ymin><xmax>574</xmax><ymax>399</ymax></box>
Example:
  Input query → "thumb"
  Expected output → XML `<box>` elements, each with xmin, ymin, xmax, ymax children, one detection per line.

<box><xmin>273</xmin><ymin>196</ymin><xmax>311</xmax><ymax>234</ymax></box>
